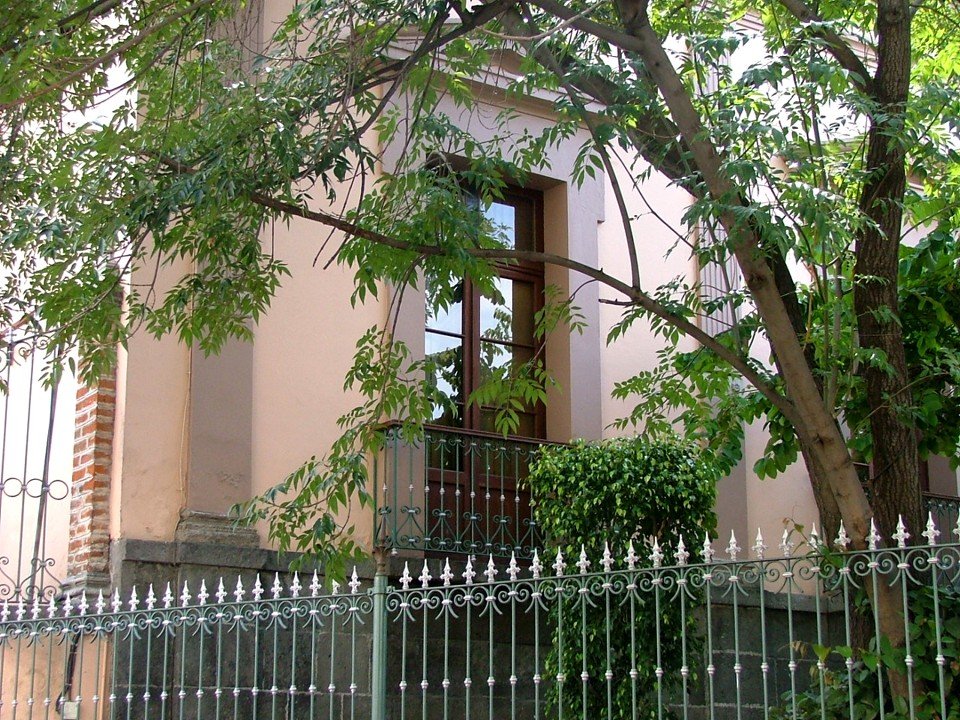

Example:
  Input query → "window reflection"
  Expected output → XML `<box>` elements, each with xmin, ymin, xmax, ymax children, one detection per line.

<box><xmin>424</xmin><ymin>332</ymin><xmax>463</xmax><ymax>426</ymax></box>
<box><xmin>480</xmin><ymin>278</ymin><xmax>535</xmax><ymax>346</ymax></box>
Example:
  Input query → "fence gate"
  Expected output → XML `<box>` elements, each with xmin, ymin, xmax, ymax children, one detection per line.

<box><xmin>0</xmin><ymin>331</ymin><xmax>73</xmax><ymax>604</ymax></box>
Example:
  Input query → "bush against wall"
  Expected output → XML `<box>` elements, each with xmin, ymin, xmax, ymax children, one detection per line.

<box><xmin>528</xmin><ymin>436</ymin><xmax>719</xmax><ymax>719</ymax></box>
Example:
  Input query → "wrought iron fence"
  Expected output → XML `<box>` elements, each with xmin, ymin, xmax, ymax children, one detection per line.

<box><xmin>0</xmin><ymin>332</ymin><xmax>73</xmax><ymax>602</ymax></box>
<box><xmin>372</xmin><ymin>424</ymin><xmax>550</xmax><ymax>558</ymax></box>
<box><xmin>3</xmin><ymin>517</ymin><xmax>959</xmax><ymax>720</ymax></box>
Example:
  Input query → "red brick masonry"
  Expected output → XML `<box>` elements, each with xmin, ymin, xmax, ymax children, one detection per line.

<box><xmin>66</xmin><ymin>375</ymin><xmax>115</xmax><ymax>581</ymax></box>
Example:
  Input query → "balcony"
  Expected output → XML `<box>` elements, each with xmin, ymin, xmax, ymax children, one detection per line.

<box><xmin>372</xmin><ymin>424</ymin><xmax>551</xmax><ymax>558</ymax></box>
<box><xmin>925</xmin><ymin>491</ymin><xmax>960</xmax><ymax>536</ymax></box>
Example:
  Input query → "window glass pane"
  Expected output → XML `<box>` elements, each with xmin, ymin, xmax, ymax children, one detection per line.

<box><xmin>425</xmin><ymin>331</ymin><xmax>463</xmax><ymax>426</ymax></box>
<box><xmin>425</xmin><ymin>280</ymin><xmax>462</xmax><ymax>335</ymax></box>
<box><xmin>484</xmin><ymin>201</ymin><xmax>516</xmax><ymax>249</ymax></box>
<box><xmin>480</xmin><ymin>278</ymin><xmax>535</xmax><ymax>346</ymax></box>
<box><xmin>478</xmin><ymin>342</ymin><xmax>534</xmax><ymax>386</ymax></box>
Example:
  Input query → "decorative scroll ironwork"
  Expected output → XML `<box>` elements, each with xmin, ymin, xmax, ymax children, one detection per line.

<box><xmin>0</xmin><ymin>331</ymin><xmax>72</xmax><ymax>602</ymax></box>
<box><xmin>372</xmin><ymin>423</ymin><xmax>551</xmax><ymax>558</ymax></box>
<box><xmin>3</xmin><ymin>518</ymin><xmax>959</xmax><ymax>720</ymax></box>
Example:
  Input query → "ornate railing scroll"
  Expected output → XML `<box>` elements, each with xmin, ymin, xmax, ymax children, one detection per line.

<box><xmin>3</xmin><ymin>516</ymin><xmax>960</xmax><ymax>720</ymax></box>
<box><xmin>372</xmin><ymin>423</ymin><xmax>552</xmax><ymax>558</ymax></box>
<box><xmin>0</xmin><ymin>330</ymin><xmax>72</xmax><ymax>602</ymax></box>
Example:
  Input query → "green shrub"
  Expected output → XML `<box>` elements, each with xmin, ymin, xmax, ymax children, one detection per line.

<box><xmin>779</xmin><ymin>580</ymin><xmax>960</xmax><ymax>719</ymax></box>
<box><xmin>528</xmin><ymin>435</ymin><xmax>719</xmax><ymax>720</ymax></box>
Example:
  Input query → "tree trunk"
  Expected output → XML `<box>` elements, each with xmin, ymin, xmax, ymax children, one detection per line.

<box><xmin>607</xmin><ymin>0</ymin><xmax>915</xmax><ymax>699</ymax></box>
<box><xmin>853</xmin><ymin>0</ymin><xmax>924</xmax><ymax>540</ymax></box>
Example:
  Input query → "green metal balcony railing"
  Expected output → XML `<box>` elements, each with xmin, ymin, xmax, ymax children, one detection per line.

<box><xmin>925</xmin><ymin>491</ymin><xmax>960</xmax><ymax>536</ymax></box>
<box><xmin>372</xmin><ymin>424</ymin><xmax>552</xmax><ymax>558</ymax></box>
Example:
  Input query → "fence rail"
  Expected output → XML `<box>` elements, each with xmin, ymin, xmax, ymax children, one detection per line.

<box><xmin>3</xmin><ymin>517</ymin><xmax>959</xmax><ymax>720</ymax></box>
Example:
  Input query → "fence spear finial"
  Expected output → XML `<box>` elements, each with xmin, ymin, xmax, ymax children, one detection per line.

<box><xmin>601</xmin><ymin>542</ymin><xmax>613</xmax><ymax>573</ymax></box>
<box><xmin>111</xmin><ymin>588</ymin><xmax>122</xmax><ymax>613</ymax></box>
<box><xmin>650</xmin><ymin>538</ymin><xmax>664</xmax><ymax>568</ymax></box>
<box><xmin>419</xmin><ymin>560</ymin><xmax>432</xmax><ymax>588</ymax></box>
<box><xmin>485</xmin><ymin>556</ymin><xmax>498</xmax><ymax>583</ymax></box>
<box><xmin>163</xmin><ymin>582</ymin><xmax>174</xmax><ymax>609</ymax></box>
<box><xmin>349</xmin><ymin>568</ymin><xmax>361</xmax><ymax>594</ymax></box>
<box><xmin>146</xmin><ymin>584</ymin><xmax>157</xmax><ymax>611</ymax></box>
<box><xmin>867</xmin><ymin>519</ymin><xmax>881</xmax><ymax>551</ymax></box>
<box><xmin>216</xmin><ymin>578</ymin><xmax>227</xmax><ymax>604</ymax></box>
<box><xmin>626</xmin><ymin>540</ymin><xmax>638</xmax><ymax>570</ymax></box>
<box><xmin>463</xmin><ymin>557</ymin><xmax>476</xmax><ymax>585</ymax></box>
<box><xmin>234</xmin><ymin>577</ymin><xmax>245</xmax><ymax>603</ymax></box>
<box><xmin>553</xmin><ymin>549</ymin><xmax>566</xmax><ymax>577</ymax></box>
<box><xmin>129</xmin><ymin>586</ymin><xmax>140</xmax><ymax>611</ymax></box>
<box><xmin>923</xmin><ymin>512</ymin><xmax>940</xmax><ymax>546</ymax></box>
<box><xmin>675</xmin><ymin>535</ymin><xmax>689</xmax><ymax>566</ymax></box>
<box><xmin>179</xmin><ymin>582</ymin><xmax>190</xmax><ymax>608</ymax></box>
<box><xmin>702</xmin><ymin>534</ymin><xmax>714</xmax><ymax>563</ymax></box>
<box><xmin>531</xmin><ymin>550</ymin><xmax>542</xmax><ymax>579</ymax></box>
<box><xmin>809</xmin><ymin>523</ymin><xmax>821</xmax><ymax>552</ymax></box>
<box><xmin>753</xmin><ymin>529</ymin><xmax>766</xmax><ymax>559</ymax></box>
<box><xmin>271</xmin><ymin>573</ymin><xmax>282</xmax><ymax>599</ymax></box>
<box><xmin>779</xmin><ymin>529</ymin><xmax>794</xmax><ymax>558</ymax></box>
<box><xmin>441</xmin><ymin>559</ymin><xmax>454</xmax><ymax>586</ymax></box>
<box><xmin>310</xmin><ymin>571</ymin><xmax>321</xmax><ymax>597</ymax></box>
<box><xmin>508</xmin><ymin>553</ymin><xmax>519</xmax><ymax>581</ymax></box>
<box><xmin>726</xmin><ymin>531</ymin><xmax>740</xmax><ymax>562</ymax></box>
<box><xmin>835</xmin><ymin>521</ymin><xmax>850</xmax><ymax>550</ymax></box>
<box><xmin>400</xmin><ymin>562</ymin><xmax>412</xmax><ymax>590</ymax></box>
<box><xmin>577</xmin><ymin>546</ymin><xmax>590</xmax><ymax>575</ymax></box>
<box><xmin>252</xmin><ymin>575</ymin><xmax>264</xmax><ymax>601</ymax></box>
<box><xmin>290</xmin><ymin>573</ymin><xmax>301</xmax><ymax>599</ymax></box>
<box><xmin>893</xmin><ymin>515</ymin><xmax>910</xmax><ymax>549</ymax></box>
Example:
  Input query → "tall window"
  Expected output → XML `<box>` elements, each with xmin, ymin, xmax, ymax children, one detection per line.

<box><xmin>424</xmin><ymin>188</ymin><xmax>545</xmax><ymax>439</ymax></box>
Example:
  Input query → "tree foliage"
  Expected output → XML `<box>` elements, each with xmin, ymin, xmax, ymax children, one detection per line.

<box><xmin>3</xmin><ymin>0</ymin><xmax>960</xmax><ymax>688</ymax></box>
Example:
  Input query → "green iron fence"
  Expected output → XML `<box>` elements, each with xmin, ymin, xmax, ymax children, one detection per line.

<box><xmin>3</xmin><ymin>517</ymin><xmax>960</xmax><ymax>720</ymax></box>
<box><xmin>372</xmin><ymin>424</ymin><xmax>551</xmax><ymax>558</ymax></box>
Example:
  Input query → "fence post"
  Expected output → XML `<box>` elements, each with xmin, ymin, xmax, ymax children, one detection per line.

<box><xmin>370</xmin><ymin>550</ymin><xmax>388</xmax><ymax>720</ymax></box>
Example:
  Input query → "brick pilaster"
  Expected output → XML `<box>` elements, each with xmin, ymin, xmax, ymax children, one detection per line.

<box><xmin>65</xmin><ymin>374</ymin><xmax>115</xmax><ymax>589</ymax></box>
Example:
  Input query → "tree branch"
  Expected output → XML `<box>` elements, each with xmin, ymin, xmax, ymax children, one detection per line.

<box><xmin>152</xmin><ymin>146</ymin><xmax>795</xmax><ymax>424</ymax></box>
<box><xmin>777</xmin><ymin>0</ymin><xmax>875</xmax><ymax>95</ymax></box>
<box><xmin>0</xmin><ymin>0</ymin><xmax>215</xmax><ymax>111</ymax></box>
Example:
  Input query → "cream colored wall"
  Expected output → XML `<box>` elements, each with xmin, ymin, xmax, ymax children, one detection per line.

<box><xmin>248</xmin><ymin>216</ymin><xmax>385</xmax><ymax>549</ymax></box>
<box><xmin>597</xmin><ymin>163</ymin><xmax>698</xmax><ymax>434</ymax></box>
<box><xmin>113</xmin><ymin>257</ymin><xmax>193</xmax><ymax>542</ymax></box>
